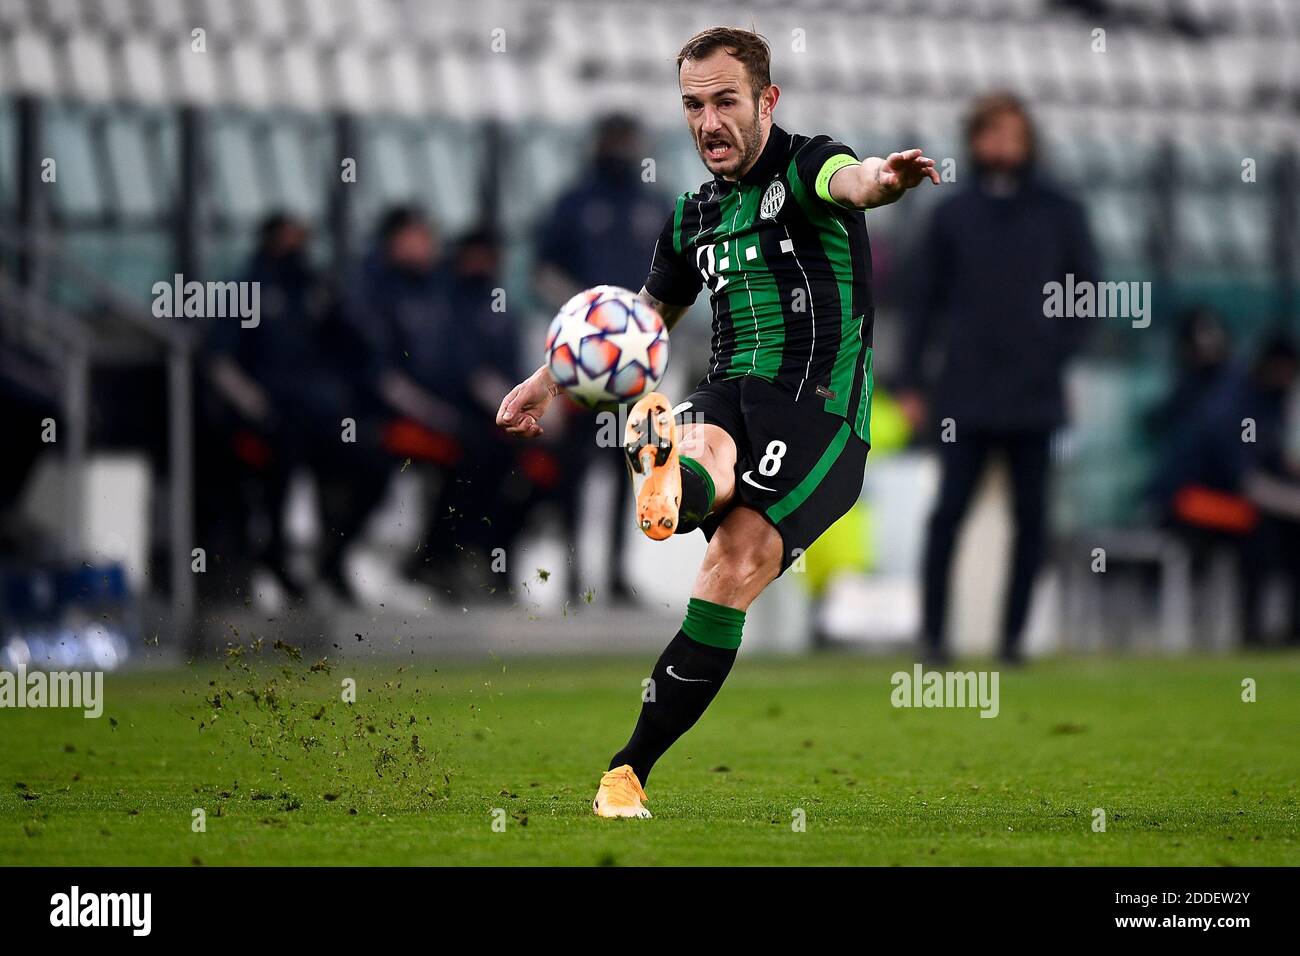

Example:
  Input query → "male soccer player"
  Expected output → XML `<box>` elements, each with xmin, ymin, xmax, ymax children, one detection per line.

<box><xmin>496</xmin><ymin>27</ymin><xmax>939</xmax><ymax>817</ymax></box>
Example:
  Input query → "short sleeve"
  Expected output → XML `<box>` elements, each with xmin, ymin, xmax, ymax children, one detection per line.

<box><xmin>643</xmin><ymin>204</ymin><xmax>703</xmax><ymax>307</ymax></box>
<box><xmin>794</xmin><ymin>136</ymin><xmax>860</xmax><ymax>209</ymax></box>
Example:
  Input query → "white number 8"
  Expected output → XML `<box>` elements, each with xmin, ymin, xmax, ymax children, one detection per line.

<box><xmin>759</xmin><ymin>440</ymin><xmax>787</xmax><ymax>476</ymax></box>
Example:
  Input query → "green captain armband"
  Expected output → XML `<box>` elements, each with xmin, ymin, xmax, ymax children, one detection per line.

<box><xmin>815</xmin><ymin>153</ymin><xmax>861</xmax><ymax>208</ymax></box>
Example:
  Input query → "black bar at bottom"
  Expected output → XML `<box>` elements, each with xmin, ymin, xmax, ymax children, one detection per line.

<box><xmin>0</xmin><ymin>865</ymin><xmax>1289</xmax><ymax>940</ymax></box>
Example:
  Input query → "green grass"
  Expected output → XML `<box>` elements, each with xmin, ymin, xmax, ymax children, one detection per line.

<box><xmin>1</xmin><ymin>649</ymin><xmax>1297</xmax><ymax>866</ymax></box>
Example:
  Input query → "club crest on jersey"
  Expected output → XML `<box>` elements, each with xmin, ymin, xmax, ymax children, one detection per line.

<box><xmin>760</xmin><ymin>180</ymin><xmax>786</xmax><ymax>220</ymax></box>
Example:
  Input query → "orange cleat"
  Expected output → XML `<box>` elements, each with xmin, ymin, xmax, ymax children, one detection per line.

<box><xmin>624</xmin><ymin>392</ymin><xmax>681</xmax><ymax>541</ymax></box>
<box><xmin>592</xmin><ymin>764</ymin><xmax>652</xmax><ymax>818</ymax></box>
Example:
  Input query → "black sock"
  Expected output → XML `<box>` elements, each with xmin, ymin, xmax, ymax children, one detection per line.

<box><xmin>675</xmin><ymin>455</ymin><xmax>716</xmax><ymax>534</ymax></box>
<box><xmin>609</xmin><ymin>627</ymin><xmax>737</xmax><ymax>784</ymax></box>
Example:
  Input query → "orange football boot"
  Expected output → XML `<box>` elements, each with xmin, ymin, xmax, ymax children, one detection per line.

<box><xmin>624</xmin><ymin>392</ymin><xmax>681</xmax><ymax>541</ymax></box>
<box><xmin>592</xmin><ymin>764</ymin><xmax>652</xmax><ymax>818</ymax></box>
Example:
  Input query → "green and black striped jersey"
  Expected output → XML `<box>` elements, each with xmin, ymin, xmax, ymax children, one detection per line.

<box><xmin>644</xmin><ymin>124</ymin><xmax>875</xmax><ymax>444</ymax></box>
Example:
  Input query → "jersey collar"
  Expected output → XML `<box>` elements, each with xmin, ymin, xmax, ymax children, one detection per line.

<box><xmin>715</xmin><ymin>124</ymin><xmax>791</xmax><ymax>188</ymax></box>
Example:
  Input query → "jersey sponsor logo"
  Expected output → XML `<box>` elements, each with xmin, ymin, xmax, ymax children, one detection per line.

<box><xmin>741</xmin><ymin>470</ymin><xmax>779</xmax><ymax>493</ymax></box>
<box><xmin>666</xmin><ymin>665</ymin><xmax>709</xmax><ymax>683</ymax></box>
<box><xmin>694</xmin><ymin>243</ymin><xmax>729</xmax><ymax>292</ymax></box>
<box><xmin>759</xmin><ymin>180</ymin><xmax>786</xmax><ymax>220</ymax></box>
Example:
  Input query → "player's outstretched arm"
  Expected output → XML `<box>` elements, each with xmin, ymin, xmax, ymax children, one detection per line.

<box><xmin>830</xmin><ymin>148</ymin><xmax>941</xmax><ymax>210</ymax></box>
<box><xmin>496</xmin><ymin>364</ymin><xmax>559</xmax><ymax>438</ymax></box>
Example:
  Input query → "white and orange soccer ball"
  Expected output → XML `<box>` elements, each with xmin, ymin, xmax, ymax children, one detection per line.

<box><xmin>545</xmin><ymin>285</ymin><xmax>669</xmax><ymax>409</ymax></box>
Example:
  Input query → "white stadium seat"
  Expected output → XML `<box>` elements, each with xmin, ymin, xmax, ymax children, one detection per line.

<box><xmin>247</xmin><ymin>0</ymin><xmax>294</xmax><ymax>41</ymax></box>
<box><xmin>84</xmin><ymin>0</ymin><xmax>136</xmax><ymax>35</ymax></box>
<box><xmin>331</xmin><ymin>45</ymin><xmax>378</xmax><ymax>113</ymax></box>
<box><xmin>227</xmin><ymin>41</ymin><xmax>275</xmax><ymax>111</ymax></box>
<box><xmin>174</xmin><ymin>31</ymin><xmax>223</xmax><ymax>106</ymax></box>
<box><xmin>38</xmin><ymin>0</ymin><xmax>83</xmax><ymax>32</ymax></box>
<box><xmin>62</xmin><ymin>32</ymin><xmax>115</xmax><ymax>103</ymax></box>
<box><xmin>299</xmin><ymin>0</ymin><xmax>344</xmax><ymax>43</ymax></box>
<box><xmin>9</xmin><ymin>28</ymin><xmax>62</xmax><ymax>97</ymax></box>
<box><xmin>119</xmin><ymin>36</ymin><xmax>171</xmax><ymax>105</ymax></box>
<box><xmin>276</xmin><ymin>43</ymin><xmax>327</xmax><ymax>113</ymax></box>
<box><xmin>378</xmin><ymin>47</ymin><xmax>427</xmax><ymax>118</ymax></box>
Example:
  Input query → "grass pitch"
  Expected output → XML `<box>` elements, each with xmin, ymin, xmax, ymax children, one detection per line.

<box><xmin>1</xmin><ymin>649</ymin><xmax>1297</xmax><ymax>866</ymax></box>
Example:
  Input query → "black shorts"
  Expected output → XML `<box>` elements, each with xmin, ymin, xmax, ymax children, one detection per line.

<box><xmin>675</xmin><ymin>376</ymin><xmax>869</xmax><ymax>574</ymax></box>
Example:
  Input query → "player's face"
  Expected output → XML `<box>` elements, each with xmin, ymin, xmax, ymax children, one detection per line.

<box><xmin>679</xmin><ymin>51</ymin><xmax>768</xmax><ymax>180</ymax></box>
<box><xmin>971</xmin><ymin>111</ymin><xmax>1031</xmax><ymax>173</ymax></box>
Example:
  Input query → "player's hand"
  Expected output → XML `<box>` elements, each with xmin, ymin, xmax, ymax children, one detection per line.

<box><xmin>878</xmin><ymin>148</ymin><xmax>941</xmax><ymax>193</ymax></box>
<box><xmin>496</xmin><ymin>365</ymin><xmax>558</xmax><ymax>438</ymax></box>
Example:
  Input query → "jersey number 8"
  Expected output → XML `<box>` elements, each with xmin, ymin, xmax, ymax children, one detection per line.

<box><xmin>759</xmin><ymin>440</ymin><xmax>787</xmax><ymax>477</ymax></box>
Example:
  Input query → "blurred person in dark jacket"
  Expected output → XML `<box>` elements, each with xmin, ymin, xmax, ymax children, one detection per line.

<box><xmin>414</xmin><ymin>227</ymin><xmax>537</xmax><ymax>597</ymax></box>
<box><xmin>899</xmin><ymin>93</ymin><xmax>1099</xmax><ymax>664</ymax></box>
<box><xmin>1140</xmin><ymin>307</ymin><xmax>1234</xmax><ymax>527</ymax></box>
<box><xmin>203</xmin><ymin>213</ymin><xmax>390</xmax><ymax>604</ymax></box>
<box><xmin>449</xmin><ymin>229</ymin><xmax>518</xmax><ymax>414</ymax></box>
<box><xmin>348</xmin><ymin>211</ymin><xmax>529</xmax><ymax>600</ymax></box>
<box><xmin>1152</xmin><ymin>333</ymin><xmax>1300</xmax><ymax>645</ymax></box>
<box><xmin>345</xmin><ymin>206</ymin><xmax>464</xmax><ymax>437</ymax></box>
<box><xmin>1145</xmin><ymin>307</ymin><xmax>1232</xmax><ymax>443</ymax></box>
<box><xmin>345</xmin><ymin>207</ymin><xmax>462</xmax><ymax>590</ymax></box>
<box><xmin>533</xmin><ymin>115</ymin><xmax>671</xmax><ymax>601</ymax></box>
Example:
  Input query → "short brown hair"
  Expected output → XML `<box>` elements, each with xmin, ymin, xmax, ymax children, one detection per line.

<box><xmin>676</xmin><ymin>27</ymin><xmax>772</xmax><ymax>98</ymax></box>
<box><xmin>964</xmin><ymin>92</ymin><xmax>1036</xmax><ymax>153</ymax></box>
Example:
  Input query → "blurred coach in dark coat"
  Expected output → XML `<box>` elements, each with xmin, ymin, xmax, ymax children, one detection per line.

<box><xmin>899</xmin><ymin>93</ymin><xmax>1099</xmax><ymax>664</ymax></box>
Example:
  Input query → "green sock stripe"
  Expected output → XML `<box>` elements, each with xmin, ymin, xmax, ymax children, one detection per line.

<box><xmin>679</xmin><ymin>455</ymin><xmax>716</xmax><ymax>515</ymax></box>
<box><xmin>681</xmin><ymin>597</ymin><xmax>744</xmax><ymax>649</ymax></box>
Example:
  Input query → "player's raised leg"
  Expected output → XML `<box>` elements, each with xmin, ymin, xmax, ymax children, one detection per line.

<box><xmin>624</xmin><ymin>391</ymin><xmax>736</xmax><ymax>540</ymax></box>
<box><xmin>593</xmin><ymin>506</ymin><xmax>781</xmax><ymax>817</ymax></box>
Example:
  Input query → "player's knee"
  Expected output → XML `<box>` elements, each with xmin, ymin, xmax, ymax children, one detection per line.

<box><xmin>685</xmin><ymin>439</ymin><xmax>730</xmax><ymax>473</ymax></box>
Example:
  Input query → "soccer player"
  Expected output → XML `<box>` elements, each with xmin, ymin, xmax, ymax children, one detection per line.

<box><xmin>496</xmin><ymin>26</ymin><xmax>939</xmax><ymax>817</ymax></box>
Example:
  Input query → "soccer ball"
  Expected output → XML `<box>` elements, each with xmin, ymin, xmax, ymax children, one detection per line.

<box><xmin>545</xmin><ymin>285</ymin><xmax>669</xmax><ymax>409</ymax></box>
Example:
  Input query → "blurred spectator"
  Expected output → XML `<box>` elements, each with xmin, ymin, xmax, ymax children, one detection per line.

<box><xmin>449</xmin><ymin>228</ymin><xmax>519</xmax><ymax>414</ymax></box>
<box><xmin>415</xmin><ymin>227</ymin><xmax>537</xmax><ymax>597</ymax></box>
<box><xmin>533</xmin><ymin>114</ymin><xmax>666</xmax><ymax>304</ymax></box>
<box><xmin>345</xmin><ymin>206</ymin><xmax>464</xmax><ymax>436</ymax></box>
<box><xmin>1145</xmin><ymin>306</ymin><xmax>1232</xmax><ymax>442</ymax></box>
<box><xmin>347</xmin><ymin>210</ymin><xmax>530</xmax><ymax>599</ymax></box>
<box><xmin>200</xmin><ymin>213</ymin><xmax>390</xmax><ymax>604</ymax></box>
<box><xmin>533</xmin><ymin>114</ymin><xmax>671</xmax><ymax>601</ymax></box>
<box><xmin>899</xmin><ymin>93</ymin><xmax>1099</xmax><ymax>664</ymax></box>
<box><xmin>345</xmin><ymin>207</ymin><xmax>459</xmax><ymax>587</ymax></box>
<box><xmin>1153</xmin><ymin>333</ymin><xmax>1300</xmax><ymax>645</ymax></box>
